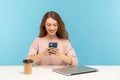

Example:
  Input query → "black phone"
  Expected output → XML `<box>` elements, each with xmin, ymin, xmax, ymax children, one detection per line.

<box><xmin>49</xmin><ymin>42</ymin><xmax>57</xmax><ymax>48</ymax></box>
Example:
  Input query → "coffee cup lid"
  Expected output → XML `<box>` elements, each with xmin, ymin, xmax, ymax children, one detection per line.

<box><xmin>23</xmin><ymin>59</ymin><xmax>33</xmax><ymax>63</ymax></box>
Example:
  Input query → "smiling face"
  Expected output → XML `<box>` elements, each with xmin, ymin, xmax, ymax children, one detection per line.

<box><xmin>45</xmin><ymin>17</ymin><xmax>58</xmax><ymax>36</ymax></box>
<box><xmin>39</xmin><ymin>11</ymin><xmax>69</xmax><ymax>40</ymax></box>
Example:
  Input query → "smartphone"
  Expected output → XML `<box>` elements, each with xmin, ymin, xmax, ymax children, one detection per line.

<box><xmin>49</xmin><ymin>42</ymin><xmax>57</xmax><ymax>48</ymax></box>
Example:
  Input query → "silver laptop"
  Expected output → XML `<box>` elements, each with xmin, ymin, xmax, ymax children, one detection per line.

<box><xmin>52</xmin><ymin>66</ymin><xmax>98</xmax><ymax>76</ymax></box>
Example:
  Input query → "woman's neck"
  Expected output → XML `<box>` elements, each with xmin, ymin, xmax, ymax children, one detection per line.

<box><xmin>45</xmin><ymin>35</ymin><xmax>59</xmax><ymax>41</ymax></box>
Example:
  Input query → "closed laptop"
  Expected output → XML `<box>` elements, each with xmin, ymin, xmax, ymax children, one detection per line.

<box><xmin>52</xmin><ymin>66</ymin><xmax>98</xmax><ymax>76</ymax></box>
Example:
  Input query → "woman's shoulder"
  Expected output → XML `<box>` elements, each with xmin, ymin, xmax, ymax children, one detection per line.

<box><xmin>60</xmin><ymin>39</ymin><xmax>72</xmax><ymax>48</ymax></box>
<box><xmin>60</xmin><ymin>39</ymin><xmax>70</xmax><ymax>44</ymax></box>
<box><xmin>33</xmin><ymin>37</ymin><xmax>45</xmax><ymax>42</ymax></box>
<box><xmin>60</xmin><ymin>39</ymin><xmax>69</xmax><ymax>42</ymax></box>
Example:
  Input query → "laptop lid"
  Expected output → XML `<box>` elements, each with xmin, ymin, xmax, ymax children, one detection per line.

<box><xmin>52</xmin><ymin>66</ymin><xmax>98</xmax><ymax>76</ymax></box>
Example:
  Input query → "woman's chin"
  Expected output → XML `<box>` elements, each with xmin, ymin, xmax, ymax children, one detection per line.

<box><xmin>48</xmin><ymin>33</ymin><xmax>56</xmax><ymax>36</ymax></box>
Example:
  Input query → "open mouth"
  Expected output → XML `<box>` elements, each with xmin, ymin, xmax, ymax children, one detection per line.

<box><xmin>49</xmin><ymin>30</ymin><xmax>55</xmax><ymax>33</ymax></box>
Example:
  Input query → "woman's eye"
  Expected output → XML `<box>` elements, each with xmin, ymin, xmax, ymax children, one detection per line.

<box><xmin>47</xmin><ymin>24</ymin><xmax>51</xmax><ymax>27</ymax></box>
<box><xmin>54</xmin><ymin>24</ymin><xmax>58</xmax><ymax>27</ymax></box>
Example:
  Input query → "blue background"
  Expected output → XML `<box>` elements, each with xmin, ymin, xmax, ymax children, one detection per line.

<box><xmin>0</xmin><ymin>0</ymin><xmax>120</xmax><ymax>65</ymax></box>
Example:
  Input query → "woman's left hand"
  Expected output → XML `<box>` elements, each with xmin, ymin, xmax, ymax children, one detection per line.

<box><xmin>49</xmin><ymin>48</ymin><xmax>72</xmax><ymax>65</ymax></box>
<box><xmin>49</xmin><ymin>48</ymin><xmax>60</xmax><ymax>56</ymax></box>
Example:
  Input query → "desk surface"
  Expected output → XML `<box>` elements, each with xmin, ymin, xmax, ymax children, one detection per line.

<box><xmin>0</xmin><ymin>66</ymin><xmax>120</xmax><ymax>80</ymax></box>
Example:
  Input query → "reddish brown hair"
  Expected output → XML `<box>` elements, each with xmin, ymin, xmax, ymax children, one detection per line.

<box><xmin>38</xmin><ymin>11</ymin><xmax>69</xmax><ymax>40</ymax></box>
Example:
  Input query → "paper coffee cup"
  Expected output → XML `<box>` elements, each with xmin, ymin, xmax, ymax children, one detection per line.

<box><xmin>23</xmin><ymin>59</ymin><xmax>33</xmax><ymax>74</ymax></box>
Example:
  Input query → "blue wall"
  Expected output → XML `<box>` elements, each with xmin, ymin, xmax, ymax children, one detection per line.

<box><xmin>0</xmin><ymin>0</ymin><xmax>120</xmax><ymax>65</ymax></box>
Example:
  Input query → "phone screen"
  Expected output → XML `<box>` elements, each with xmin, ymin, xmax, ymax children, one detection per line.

<box><xmin>49</xmin><ymin>42</ymin><xmax>57</xmax><ymax>48</ymax></box>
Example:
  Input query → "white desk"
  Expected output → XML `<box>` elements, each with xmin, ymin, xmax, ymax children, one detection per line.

<box><xmin>0</xmin><ymin>66</ymin><xmax>120</xmax><ymax>80</ymax></box>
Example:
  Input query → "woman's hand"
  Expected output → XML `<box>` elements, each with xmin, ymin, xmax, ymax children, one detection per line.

<box><xmin>42</xmin><ymin>48</ymin><xmax>51</xmax><ymax>56</ymax></box>
<box><xmin>49</xmin><ymin>48</ymin><xmax>72</xmax><ymax>65</ymax></box>
<box><xmin>42</xmin><ymin>48</ymin><xmax>60</xmax><ymax>56</ymax></box>
<box><xmin>49</xmin><ymin>48</ymin><xmax>60</xmax><ymax>56</ymax></box>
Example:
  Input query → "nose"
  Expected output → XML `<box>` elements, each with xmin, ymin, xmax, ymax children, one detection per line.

<box><xmin>50</xmin><ymin>26</ymin><xmax>55</xmax><ymax>30</ymax></box>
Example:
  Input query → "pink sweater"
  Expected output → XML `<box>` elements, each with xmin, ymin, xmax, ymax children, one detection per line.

<box><xmin>27</xmin><ymin>37</ymin><xmax>78</xmax><ymax>66</ymax></box>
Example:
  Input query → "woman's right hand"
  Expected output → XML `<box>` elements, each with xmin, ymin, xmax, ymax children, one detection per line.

<box><xmin>42</xmin><ymin>48</ymin><xmax>51</xmax><ymax>56</ymax></box>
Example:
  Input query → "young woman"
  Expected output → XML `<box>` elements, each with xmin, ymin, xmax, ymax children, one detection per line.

<box><xmin>26</xmin><ymin>11</ymin><xmax>78</xmax><ymax>66</ymax></box>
